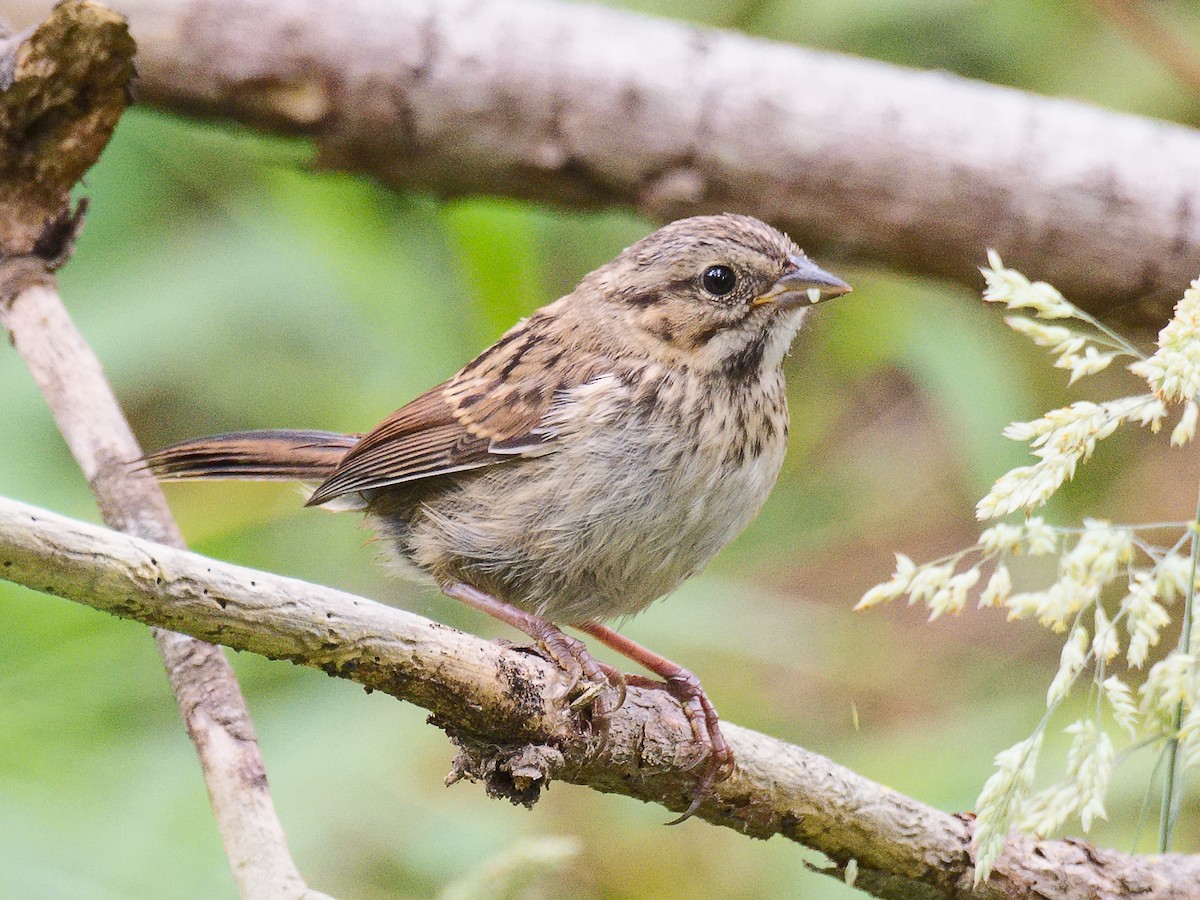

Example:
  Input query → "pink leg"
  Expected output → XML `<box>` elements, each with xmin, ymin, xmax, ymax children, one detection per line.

<box><xmin>578</xmin><ymin>622</ymin><xmax>733</xmax><ymax>823</ymax></box>
<box><xmin>442</xmin><ymin>582</ymin><xmax>625</xmax><ymax>713</ymax></box>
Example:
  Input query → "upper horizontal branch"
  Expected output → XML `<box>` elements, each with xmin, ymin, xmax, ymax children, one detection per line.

<box><xmin>56</xmin><ymin>0</ymin><xmax>1200</xmax><ymax>327</ymax></box>
<box><xmin>3</xmin><ymin>494</ymin><xmax>1200</xmax><ymax>899</ymax></box>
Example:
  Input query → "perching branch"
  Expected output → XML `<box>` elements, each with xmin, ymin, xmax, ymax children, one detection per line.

<box><xmin>13</xmin><ymin>0</ymin><xmax>1197</xmax><ymax>327</ymax></box>
<box><xmin>2</xmin><ymin>495</ymin><xmax>1199</xmax><ymax>900</ymax></box>
<box><xmin>0</xmin><ymin>4</ymin><xmax>324</xmax><ymax>896</ymax></box>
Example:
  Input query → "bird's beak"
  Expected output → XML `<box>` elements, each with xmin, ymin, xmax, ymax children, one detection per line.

<box><xmin>752</xmin><ymin>254</ymin><xmax>851</xmax><ymax>308</ymax></box>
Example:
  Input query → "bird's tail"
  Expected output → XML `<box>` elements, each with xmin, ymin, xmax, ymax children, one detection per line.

<box><xmin>142</xmin><ymin>430</ymin><xmax>359</xmax><ymax>481</ymax></box>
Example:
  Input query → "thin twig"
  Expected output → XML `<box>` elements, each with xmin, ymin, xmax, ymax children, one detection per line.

<box><xmin>1090</xmin><ymin>0</ymin><xmax>1200</xmax><ymax>101</ymax></box>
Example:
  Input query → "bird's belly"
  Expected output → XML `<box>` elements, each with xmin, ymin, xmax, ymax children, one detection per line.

<box><xmin>382</xmin><ymin>417</ymin><xmax>786</xmax><ymax>625</ymax></box>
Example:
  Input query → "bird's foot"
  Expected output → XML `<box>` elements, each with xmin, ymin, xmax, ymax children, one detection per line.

<box><xmin>532</xmin><ymin>627</ymin><xmax>626</xmax><ymax>718</ymax></box>
<box><xmin>625</xmin><ymin>671</ymin><xmax>734</xmax><ymax>823</ymax></box>
<box><xmin>577</xmin><ymin>622</ymin><xmax>734</xmax><ymax>823</ymax></box>
<box><xmin>440</xmin><ymin>582</ymin><xmax>625</xmax><ymax>721</ymax></box>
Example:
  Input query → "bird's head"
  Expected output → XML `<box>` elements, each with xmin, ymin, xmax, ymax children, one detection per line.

<box><xmin>579</xmin><ymin>213</ymin><xmax>850</xmax><ymax>376</ymax></box>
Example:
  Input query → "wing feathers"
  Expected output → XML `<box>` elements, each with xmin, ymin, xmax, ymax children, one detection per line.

<box><xmin>307</xmin><ymin>315</ymin><xmax>609</xmax><ymax>507</ymax></box>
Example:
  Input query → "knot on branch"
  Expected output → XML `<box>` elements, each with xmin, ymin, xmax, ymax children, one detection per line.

<box><xmin>0</xmin><ymin>0</ymin><xmax>134</xmax><ymax>256</ymax></box>
<box><xmin>445</xmin><ymin>740</ymin><xmax>565</xmax><ymax>809</ymax></box>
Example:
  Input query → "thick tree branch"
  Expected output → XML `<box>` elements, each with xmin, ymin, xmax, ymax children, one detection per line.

<box><xmin>9</xmin><ymin>0</ymin><xmax>1195</xmax><ymax>327</ymax></box>
<box><xmin>2</xmin><ymin>496</ymin><xmax>1199</xmax><ymax>900</ymax></box>
<box><xmin>0</xmin><ymin>4</ymin><xmax>324</xmax><ymax>896</ymax></box>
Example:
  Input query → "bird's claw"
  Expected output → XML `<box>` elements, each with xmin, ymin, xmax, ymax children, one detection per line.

<box><xmin>627</xmin><ymin>670</ymin><xmax>733</xmax><ymax>825</ymax></box>
<box><xmin>534</xmin><ymin>629</ymin><xmax>625</xmax><ymax>720</ymax></box>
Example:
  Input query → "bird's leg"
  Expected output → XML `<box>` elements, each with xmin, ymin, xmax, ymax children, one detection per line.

<box><xmin>578</xmin><ymin>622</ymin><xmax>733</xmax><ymax>823</ymax></box>
<box><xmin>442</xmin><ymin>582</ymin><xmax>625</xmax><ymax>715</ymax></box>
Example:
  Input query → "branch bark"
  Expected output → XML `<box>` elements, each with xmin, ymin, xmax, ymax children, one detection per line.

<box><xmin>0</xmin><ymin>4</ymin><xmax>325</xmax><ymax>896</ymax></box>
<box><xmin>1</xmin><ymin>495</ymin><xmax>1198</xmax><ymax>900</ymax></box>
<box><xmin>13</xmin><ymin>0</ymin><xmax>1197</xmax><ymax>328</ymax></box>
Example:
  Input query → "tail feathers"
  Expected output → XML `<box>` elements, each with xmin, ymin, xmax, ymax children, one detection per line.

<box><xmin>143</xmin><ymin>430</ymin><xmax>359</xmax><ymax>481</ymax></box>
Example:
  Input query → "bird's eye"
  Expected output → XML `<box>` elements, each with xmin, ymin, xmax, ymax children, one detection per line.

<box><xmin>701</xmin><ymin>265</ymin><xmax>737</xmax><ymax>297</ymax></box>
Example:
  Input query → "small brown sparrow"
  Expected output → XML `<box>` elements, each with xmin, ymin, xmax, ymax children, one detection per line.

<box><xmin>145</xmin><ymin>213</ymin><xmax>850</xmax><ymax>819</ymax></box>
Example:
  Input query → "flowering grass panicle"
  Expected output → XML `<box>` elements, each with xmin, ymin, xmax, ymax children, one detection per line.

<box><xmin>859</xmin><ymin>256</ymin><xmax>1200</xmax><ymax>883</ymax></box>
<box><xmin>1102</xmin><ymin>676</ymin><xmax>1139</xmax><ymax>738</ymax></box>
<box><xmin>1130</xmin><ymin>280</ymin><xmax>1200</xmax><ymax>405</ymax></box>
<box><xmin>971</xmin><ymin>734</ymin><xmax>1043</xmax><ymax>883</ymax></box>
<box><xmin>1020</xmin><ymin>720</ymin><xmax>1113</xmax><ymax>838</ymax></box>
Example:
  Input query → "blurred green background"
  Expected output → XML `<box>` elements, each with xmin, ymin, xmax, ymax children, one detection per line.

<box><xmin>3</xmin><ymin>0</ymin><xmax>1200</xmax><ymax>897</ymax></box>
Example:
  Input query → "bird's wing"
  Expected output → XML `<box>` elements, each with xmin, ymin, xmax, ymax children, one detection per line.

<box><xmin>306</xmin><ymin>317</ymin><xmax>608</xmax><ymax>506</ymax></box>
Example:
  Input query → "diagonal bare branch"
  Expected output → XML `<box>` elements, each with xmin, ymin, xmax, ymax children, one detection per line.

<box><xmin>0</xmin><ymin>3</ymin><xmax>325</xmax><ymax>895</ymax></box>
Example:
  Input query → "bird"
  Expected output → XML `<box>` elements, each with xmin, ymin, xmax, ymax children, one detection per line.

<box><xmin>143</xmin><ymin>213</ymin><xmax>851</xmax><ymax>820</ymax></box>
